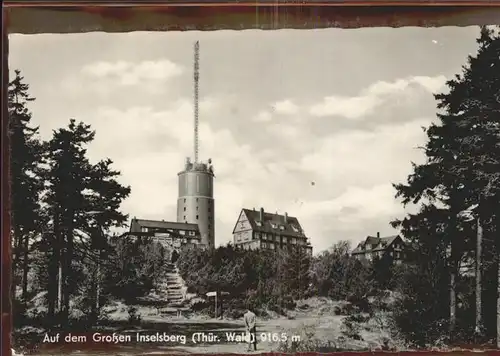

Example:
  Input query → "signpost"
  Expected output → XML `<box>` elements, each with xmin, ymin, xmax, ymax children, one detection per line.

<box><xmin>206</xmin><ymin>291</ymin><xmax>229</xmax><ymax>319</ymax></box>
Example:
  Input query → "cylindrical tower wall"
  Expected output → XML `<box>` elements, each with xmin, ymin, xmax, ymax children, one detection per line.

<box><xmin>177</xmin><ymin>170</ymin><xmax>215</xmax><ymax>247</ymax></box>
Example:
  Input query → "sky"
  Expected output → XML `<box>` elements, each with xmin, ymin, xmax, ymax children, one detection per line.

<box><xmin>8</xmin><ymin>27</ymin><xmax>482</xmax><ymax>254</ymax></box>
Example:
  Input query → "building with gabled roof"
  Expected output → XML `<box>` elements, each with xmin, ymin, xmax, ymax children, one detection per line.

<box><xmin>232</xmin><ymin>207</ymin><xmax>312</xmax><ymax>255</ymax></box>
<box><xmin>351</xmin><ymin>232</ymin><xmax>406</xmax><ymax>264</ymax></box>
<box><xmin>127</xmin><ymin>218</ymin><xmax>202</xmax><ymax>255</ymax></box>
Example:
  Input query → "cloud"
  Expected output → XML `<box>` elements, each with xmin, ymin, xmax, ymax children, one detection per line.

<box><xmin>298</xmin><ymin>118</ymin><xmax>430</xmax><ymax>189</ymax></box>
<box><xmin>253</xmin><ymin>111</ymin><xmax>272</xmax><ymax>122</ymax></box>
<box><xmin>297</xmin><ymin>184</ymin><xmax>403</xmax><ymax>227</ymax></box>
<box><xmin>59</xmin><ymin>60</ymin><xmax>184</xmax><ymax>98</ymax></box>
<box><xmin>309</xmin><ymin>75</ymin><xmax>447</xmax><ymax>119</ymax></box>
<box><xmin>273</xmin><ymin>99</ymin><xmax>299</xmax><ymax>115</ymax></box>
<box><xmin>82</xmin><ymin>60</ymin><xmax>183</xmax><ymax>85</ymax></box>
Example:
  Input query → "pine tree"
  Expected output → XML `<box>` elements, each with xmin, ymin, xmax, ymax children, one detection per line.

<box><xmin>285</xmin><ymin>246</ymin><xmax>311</xmax><ymax>300</ymax></box>
<box><xmin>43</xmin><ymin>119</ymin><xmax>130</xmax><ymax>326</ymax></box>
<box><xmin>77</xmin><ymin>158</ymin><xmax>130</xmax><ymax>323</ymax></box>
<box><xmin>43</xmin><ymin>120</ymin><xmax>95</xmax><ymax>324</ymax></box>
<box><xmin>393</xmin><ymin>26</ymin><xmax>500</xmax><ymax>344</ymax></box>
<box><xmin>8</xmin><ymin>70</ymin><xmax>45</xmax><ymax>309</ymax></box>
<box><xmin>434</xmin><ymin>26</ymin><xmax>500</xmax><ymax>342</ymax></box>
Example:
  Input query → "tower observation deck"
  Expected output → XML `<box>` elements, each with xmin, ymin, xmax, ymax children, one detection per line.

<box><xmin>177</xmin><ymin>158</ymin><xmax>215</xmax><ymax>248</ymax></box>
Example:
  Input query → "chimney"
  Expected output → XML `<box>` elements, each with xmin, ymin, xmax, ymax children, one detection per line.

<box><xmin>284</xmin><ymin>212</ymin><xmax>288</xmax><ymax>223</ymax></box>
<box><xmin>377</xmin><ymin>232</ymin><xmax>380</xmax><ymax>238</ymax></box>
<box><xmin>259</xmin><ymin>207</ymin><xmax>264</xmax><ymax>221</ymax></box>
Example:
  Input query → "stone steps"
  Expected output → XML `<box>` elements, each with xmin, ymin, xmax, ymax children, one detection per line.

<box><xmin>161</xmin><ymin>263</ymin><xmax>188</xmax><ymax>307</ymax></box>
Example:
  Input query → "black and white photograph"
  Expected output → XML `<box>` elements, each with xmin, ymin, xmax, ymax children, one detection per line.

<box><xmin>7</xmin><ymin>25</ymin><xmax>500</xmax><ymax>355</ymax></box>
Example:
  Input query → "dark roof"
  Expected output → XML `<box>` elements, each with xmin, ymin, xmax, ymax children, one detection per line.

<box><xmin>130</xmin><ymin>218</ymin><xmax>199</xmax><ymax>233</ymax></box>
<box><xmin>236</xmin><ymin>208</ymin><xmax>307</xmax><ymax>238</ymax></box>
<box><xmin>352</xmin><ymin>235</ymin><xmax>401</xmax><ymax>254</ymax></box>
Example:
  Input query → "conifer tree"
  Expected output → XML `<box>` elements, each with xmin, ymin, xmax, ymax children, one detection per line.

<box><xmin>43</xmin><ymin>119</ymin><xmax>131</xmax><ymax>325</ymax></box>
<box><xmin>8</xmin><ymin>70</ymin><xmax>45</xmax><ymax>308</ymax></box>
<box><xmin>393</xmin><ymin>26</ymin><xmax>500</xmax><ymax>344</ymax></box>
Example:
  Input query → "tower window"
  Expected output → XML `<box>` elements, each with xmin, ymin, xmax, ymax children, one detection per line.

<box><xmin>196</xmin><ymin>215</ymin><xmax>199</xmax><ymax>220</ymax></box>
<box><xmin>208</xmin><ymin>206</ymin><xmax>211</xmax><ymax>212</ymax></box>
<box><xmin>196</xmin><ymin>198</ymin><xmax>199</xmax><ymax>202</ymax></box>
<box><xmin>183</xmin><ymin>215</ymin><xmax>186</xmax><ymax>220</ymax></box>
<box><xmin>184</xmin><ymin>207</ymin><xmax>186</xmax><ymax>211</ymax></box>
<box><xmin>196</xmin><ymin>176</ymin><xmax>200</xmax><ymax>193</ymax></box>
<box><xmin>196</xmin><ymin>206</ymin><xmax>199</xmax><ymax>211</ymax></box>
<box><xmin>184</xmin><ymin>199</ymin><xmax>186</xmax><ymax>203</ymax></box>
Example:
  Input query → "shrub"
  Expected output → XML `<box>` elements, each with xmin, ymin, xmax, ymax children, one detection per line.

<box><xmin>127</xmin><ymin>306</ymin><xmax>141</xmax><ymax>325</ymax></box>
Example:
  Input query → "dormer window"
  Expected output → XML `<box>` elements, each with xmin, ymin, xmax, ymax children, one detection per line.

<box><xmin>291</xmin><ymin>225</ymin><xmax>300</xmax><ymax>233</ymax></box>
<box><xmin>255</xmin><ymin>221</ymin><xmax>262</xmax><ymax>227</ymax></box>
<box><xmin>279</xmin><ymin>225</ymin><xmax>285</xmax><ymax>231</ymax></box>
<box><xmin>271</xmin><ymin>223</ymin><xmax>277</xmax><ymax>229</ymax></box>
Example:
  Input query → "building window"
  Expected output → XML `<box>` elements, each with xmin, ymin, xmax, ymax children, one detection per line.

<box><xmin>183</xmin><ymin>215</ymin><xmax>186</xmax><ymax>220</ymax></box>
<box><xmin>179</xmin><ymin>230</ymin><xmax>185</xmax><ymax>235</ymax></box>
<box><xmin>208</xmin><ymin>206</ymin><xmax>211</xmax><ymax>212</ymax></box>
<box><xmin>275</xmin><ymin>235</ymin><xmax>279</xmax><ymax>242</ymax></box>
<box><xmin>196</xmin><ymin>215</ymin><xmax>199</xmax><ymax>220</ymax></box>
<box><xmin>283</xmin><ymin>237</ymin><xmax>287</xmax><ymax>243</ymax></box>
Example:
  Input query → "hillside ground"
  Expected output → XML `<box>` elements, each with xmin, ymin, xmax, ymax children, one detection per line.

<box><xmin>13</xmin><ymin>296</ymin><xmax>405</xmax><ymax>355</ymax></box>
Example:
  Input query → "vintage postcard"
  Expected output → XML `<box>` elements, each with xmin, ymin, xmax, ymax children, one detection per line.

<box><xmin>4</xmin><ymin>4</ymin><xmax>500</xmax><ymax>356</ymax></box>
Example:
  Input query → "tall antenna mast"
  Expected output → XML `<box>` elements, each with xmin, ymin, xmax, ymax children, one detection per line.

<box><xmin>193</xmin><ymin>41</ymin><xmax>200</xmax><ymax>163</ymax></box>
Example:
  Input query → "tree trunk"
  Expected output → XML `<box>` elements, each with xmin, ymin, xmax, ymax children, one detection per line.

<box><xmin>10</xmin><ymin>228</ymin><xmax>21</xmax><ymax>309</ymax></box>
<box><xmin>57</xmin><ymin>262</ymin><xmax>63</xmax><ymax>312</ymax></box>
<box><xmin>476</xmin><ymin>217</ymin><xmax>483</xmax><ymax>339</ymax></box>
<box><xmin>62</xmin><ymin>231</ymin><xmax>73</xmax><ymax>325</ymax></box>
<box><xmin>47</xmin><ymin>245</ymin><xmax>58</xmax><ymax>321</ymax></box>
<box><xmin>90</xmin><ymin>257</ymin><xmax>99</xmax><ymax>325</ymax></box>
<box><xmin>449</xmin><ymin>242</ymin><xmax>458</xmax><ymax>341</ymax></box>
<box><xmin>450</xmin><ymin>269</ymin><xmax>457</xmax><ymax>335</ymax></box>
<box><xmin>21</xmin><ymin>233</ymin><xmax>30</xmax><ymax>302</ymax></box>
<box><xmin>497</xmin><ymin>252</ymin><xmax>500</xmax><ymax>348</ymax></box>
